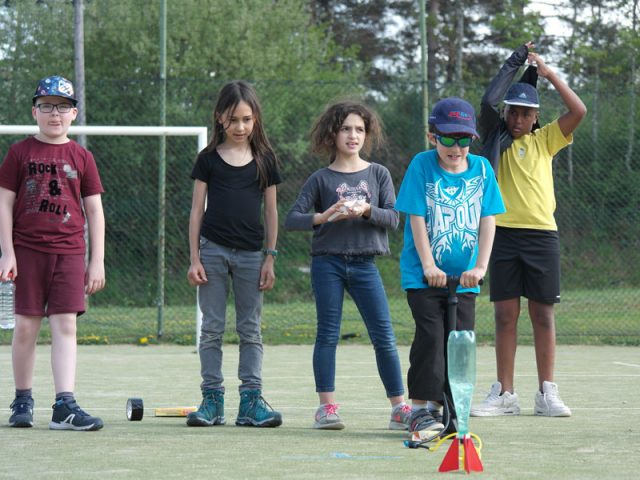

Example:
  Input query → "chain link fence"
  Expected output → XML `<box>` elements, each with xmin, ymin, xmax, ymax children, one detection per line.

<box><xmin>0</xmin><ymin>78</ymin><xmax>638</xmax><ymax>345</ymax></box>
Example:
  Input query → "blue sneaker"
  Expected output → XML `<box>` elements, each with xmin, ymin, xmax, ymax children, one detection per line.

<box><xmin>49</xmin><ymin>399</ymin><xmax>104</xmax><ymax>431</ymax></box>
<box><xmin>186</xmin><ymin>390</ymin><xmax>225</xmax><ymax>426</ymax></box>
<box><xmin>9</xmin><ymin>396</ymin><xmax>34</xmax><ymax>428</ymax></box>
<box><xmin>235</xmin><ymin>389</ymin><xmax>282</xmax><ymax>428</ymax></box>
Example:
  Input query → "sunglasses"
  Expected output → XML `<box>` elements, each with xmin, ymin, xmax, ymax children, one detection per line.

<box><xmin>435</xmin><ymin>135</ymin><xmax>473</xmax><ymax>148</ymax></box>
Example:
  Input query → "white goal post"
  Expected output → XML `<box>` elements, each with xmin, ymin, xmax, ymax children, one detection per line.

<box><xmin>0</xmin><ymin>125</ymin><xmax>208</xmax><ymax>345</ymax></box>
<box><xmin>0</xmin><ymin>125</ymin><xmax>207</xmax><ymax>147</ymax></box>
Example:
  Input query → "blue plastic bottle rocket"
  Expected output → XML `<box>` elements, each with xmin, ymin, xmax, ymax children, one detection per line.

<box><xmin>439</xmin><ymin>276</ymin><xmax>484</xmax><ymax>474</ymax></box>
<box><xmin>447</xmin><ymin>330</ymin><xmax>476</xmax><ymax>436</ymax></box>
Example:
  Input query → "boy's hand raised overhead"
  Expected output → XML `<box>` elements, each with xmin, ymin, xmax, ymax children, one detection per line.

<box><xmin>527</xmin><ymin>52</ymin><xmax>552</xmax><ymax>78</ymax></box>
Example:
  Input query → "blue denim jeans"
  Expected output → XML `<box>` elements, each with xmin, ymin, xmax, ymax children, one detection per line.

<box><xmin>311</xmin><ymin>254</ymin><xmax>404</xmax><ymax>397</ymax></box>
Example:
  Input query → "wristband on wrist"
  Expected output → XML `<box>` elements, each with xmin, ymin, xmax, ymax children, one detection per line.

<box><xmin>263</xmin><ymin>248</ymin><xmax>278</xmax><ymax>259</ymax></box>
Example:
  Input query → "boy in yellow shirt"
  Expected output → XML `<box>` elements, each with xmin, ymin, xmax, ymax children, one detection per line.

<box><xmin>471</xmin><ymin>43</ymin><xmax>586</xmax><ymax>417</ymax></box>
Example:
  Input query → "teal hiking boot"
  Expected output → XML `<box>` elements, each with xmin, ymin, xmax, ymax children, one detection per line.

<box><xmin>235</xmin><ymin>389</ymin><xmax>282</xmax><ymax>428</ymax></box>
<box><xmin>186</xmin><ymin>389</ymin><xmax>225</xmax><ymax>426</ymax></box>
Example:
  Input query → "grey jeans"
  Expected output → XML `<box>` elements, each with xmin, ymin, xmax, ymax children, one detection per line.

<box><xmin>198</xmin><ymin>237</ymin><xmax>264</xmax><ymax>392</ymax></box>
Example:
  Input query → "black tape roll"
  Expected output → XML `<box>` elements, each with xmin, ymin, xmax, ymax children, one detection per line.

<box><xmin>126</xmin><ymin>398</ymin><xmax>144</xmax><ymax>421</ymax></box>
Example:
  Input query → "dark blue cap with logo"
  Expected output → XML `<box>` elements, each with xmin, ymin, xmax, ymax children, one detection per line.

<box><xmin>429</xmin><ymin>97</ymin><xmax>478</xmax><ymax>137</ymax></box>
<box><xmin>33</xmin><ymin>75</ymin><xmax>77</xmax><ymax>105</ymax></box>
<box><xmin>504</xmin><ymin>82</ymin><xmax>539</xmax><ymax>108</ymax></box>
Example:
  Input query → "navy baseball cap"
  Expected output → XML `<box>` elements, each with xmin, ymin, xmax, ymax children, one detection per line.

<box><xmin>428</xmin><ymin>97</ymin><xmax>478</xmax><ymax>137</ymax></box>
<box><xmin>33</xmin><ymin>75</ymin><xmax>77</xmax><ymax>106</ymax></box>
<box><xmin>504</xmin><ymin>82</ymin><xmax>539</xmax><ymax>108</ymax></box>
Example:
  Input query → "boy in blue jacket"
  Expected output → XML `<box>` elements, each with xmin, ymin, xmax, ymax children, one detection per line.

<box><xmin>396</xmin><ymin>97</ymin><xmax>504</xmax><ymax>436</ymax></box>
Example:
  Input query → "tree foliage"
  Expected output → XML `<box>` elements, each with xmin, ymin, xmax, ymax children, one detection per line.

<box><xmin>309</xmin><ymin>0</ymin><xmax>420</xmax><ymax>83</ymax></box>
<box><xmin>0</xmin><ymin>0</ymin><xmax>367</xmax><ymax>305</ymax></box>
<box><xmin>0</xmin><ymin>0</ymin><xmax>639</xmax><ymax>305</ymax></box>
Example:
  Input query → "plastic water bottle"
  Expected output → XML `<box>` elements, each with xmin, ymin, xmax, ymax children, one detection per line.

<box><xmin>0</xmin><ymin>278</ymin><xmax>16</xmax><ymax>329</ymax></box>
<box><xmin>447</xmin><ymin>330</ymin><xmax>476</xmax><ymax>435</ymax></box>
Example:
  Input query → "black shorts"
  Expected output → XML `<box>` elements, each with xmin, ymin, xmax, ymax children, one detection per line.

<box><xmin>489</xmin><ymin>227</ymin><xmax>560</xmax><ymax>304</ymax></box>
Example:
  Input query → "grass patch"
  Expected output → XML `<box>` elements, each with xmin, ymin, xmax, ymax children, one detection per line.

<box><xmin>0</xmin><ymin>288</ymin><xmax>638</xmax><ymax>346</ymax></box>
<box><xmin>1</xmin><ymin>344</ymin><xmax>639</xmax><ymax>480</ymax></box>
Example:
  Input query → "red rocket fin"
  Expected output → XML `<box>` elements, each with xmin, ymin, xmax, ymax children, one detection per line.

<box><xmin>463</xmin><ymin>435</ymin><xmax>483</xmax><ymax>473</ymax></box>
<box><xmin>438</xmin><ymin>438</ymin><xmax>460</xmax><ymax>472</ymax></box>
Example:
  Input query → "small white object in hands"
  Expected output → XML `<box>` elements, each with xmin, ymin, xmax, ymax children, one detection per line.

<box><xmin>328</xmin><ymin>199</ymin><xmax>365</xmax><ymax>222</ymax></box>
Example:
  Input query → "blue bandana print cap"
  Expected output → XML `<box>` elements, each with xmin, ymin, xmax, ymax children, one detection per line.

<box><xmin>33</xmin><ymin>75</ymin><xmax>77</xmax><ymax>105</ymax></box>
<box><xmin>429</xmin><ymin>97</ymin><xmax>478</xmax><ymax>137</ymax></box>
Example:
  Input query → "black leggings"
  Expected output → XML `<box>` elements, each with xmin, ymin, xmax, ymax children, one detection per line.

<box><xmin>406</xmin><ymin>288</ymin><xmax>476</xmax><ymax>401</ymax></box>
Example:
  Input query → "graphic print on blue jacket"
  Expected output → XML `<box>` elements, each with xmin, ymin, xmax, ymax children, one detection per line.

<box><xmin>426</xmin><ymin>174</ymin><xmax>484</xmax><ymax>275</ymax></box>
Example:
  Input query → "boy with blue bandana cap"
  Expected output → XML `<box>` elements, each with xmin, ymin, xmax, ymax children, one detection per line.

<box><xmin>396</xmin><ymin>97</ymin><xmax>504</xmax><ymax>437</ymax></box>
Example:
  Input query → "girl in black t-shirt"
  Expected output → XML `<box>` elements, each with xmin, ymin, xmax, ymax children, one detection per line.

<box><xmin>186</xmin><ymin>81</ymin><xmax>282</xmax><ymax>428</ymax></box>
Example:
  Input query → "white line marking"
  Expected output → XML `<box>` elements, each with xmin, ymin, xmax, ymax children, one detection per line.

<box><xmin>614</xmin><ymin>362</ymin><xmax>640</xmax><ymax>368</ymax></box>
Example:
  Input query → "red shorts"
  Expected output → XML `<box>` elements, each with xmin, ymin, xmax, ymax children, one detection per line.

<box><xmin>14</xmin><ymin>246</ymin><xmax>86</xmax><ymax>317</ymax></box>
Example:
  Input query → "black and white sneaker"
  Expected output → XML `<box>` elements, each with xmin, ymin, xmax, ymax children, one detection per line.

<box><xmin>9</xmin><ymin>396</ymin><xmax>34</xmax><ymax>428</ymax></box>
<box><xmin>49</xmin><ymin>399</ymin><xmax>104</xmax><ymax>431</ymax></box>
<box><xmin>409</xmin><ymin>408</ymin><xmax>444</xmax><ymax>439</ymax></box>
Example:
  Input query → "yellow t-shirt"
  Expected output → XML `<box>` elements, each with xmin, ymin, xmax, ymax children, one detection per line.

<box><xmin>496</xmin><ymin>120</ymin><xmax>572</xmax><ymax>230</ymax></box>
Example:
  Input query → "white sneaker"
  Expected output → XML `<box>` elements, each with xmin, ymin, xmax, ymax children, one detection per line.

<box><xmin>470</xmin><ymin>381</ymin><xmax>521</xmax><ymax>417</ymax></box>
<box><xmin>534</xmin><ymin>381</ymin><xmax>571</xmax><ymax>417</ymax></box>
